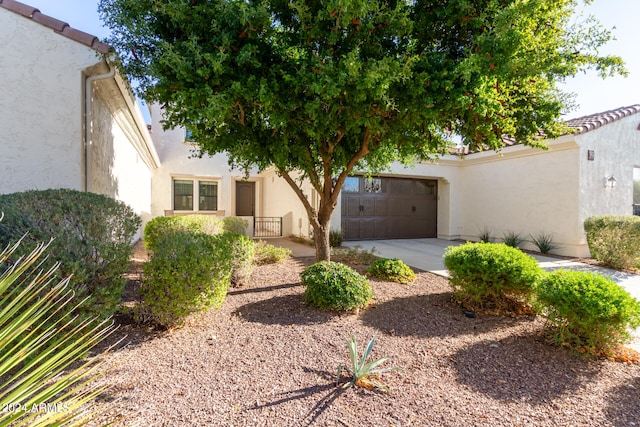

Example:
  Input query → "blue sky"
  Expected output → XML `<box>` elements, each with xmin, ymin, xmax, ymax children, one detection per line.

<box><xmin>25</xmin><ymin>0</ymin><xmax>640</xmax><ymax>121</ymax></box>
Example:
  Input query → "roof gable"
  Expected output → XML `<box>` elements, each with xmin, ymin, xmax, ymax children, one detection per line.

<box><xmin>0</xmin><ymin>0</ymin><xmax>110</xmax><ymax>54</ymax></box>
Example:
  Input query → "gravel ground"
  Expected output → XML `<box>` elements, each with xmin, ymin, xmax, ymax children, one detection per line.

<box><xmin>89</xmin><ymin>250</ymin><xmax>640</xmax><ymax>426</ymax></box>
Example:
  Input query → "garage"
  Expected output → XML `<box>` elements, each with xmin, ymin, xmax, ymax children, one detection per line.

<box><xmin>341</xmin><ymin>176</ymin><xmax>438</xmax><ymax>240</ymax></box>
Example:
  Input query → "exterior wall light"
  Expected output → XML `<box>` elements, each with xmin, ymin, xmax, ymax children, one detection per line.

<box><xmin>604</xmin><ymin>174</ymin><xmax>617</xmax><ymax>188</ymax></box>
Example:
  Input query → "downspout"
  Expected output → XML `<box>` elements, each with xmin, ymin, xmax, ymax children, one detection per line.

<box><xmin>84</xmin><ymin>62</ymin><xmax>115</xmax><ymax>192</ymax></box>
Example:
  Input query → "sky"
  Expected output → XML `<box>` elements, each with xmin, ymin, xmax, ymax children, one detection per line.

<box><xmin>24</xmin><ymin>0</ymin><xmax>640</xmax><ymax>121</ymax></box>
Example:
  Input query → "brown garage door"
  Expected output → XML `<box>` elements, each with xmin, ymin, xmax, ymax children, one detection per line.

<box><xmin>341</xmin><ymin>177</ymin><xmax>437</xmax><ymax>240</ymax></box>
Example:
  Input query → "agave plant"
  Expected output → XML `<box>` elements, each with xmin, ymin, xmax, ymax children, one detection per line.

<box><xmin>0</xmin><ymin>237</ymin><xmax>115</xmax><ymax>427</ymax></box>
<box><xmin>336</xmin><ymin>334</ymin><xmax>400</xmax><ymax>392</ymax></box>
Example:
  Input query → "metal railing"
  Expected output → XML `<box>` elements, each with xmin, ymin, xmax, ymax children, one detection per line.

<box><xmin>254</xmin><ymin>217</ymin><xmax>282</xmax><ymax>238</ymax></box>
<box><xmin>634</xmin><ymin>204</ymin><xmax>640</xmax><ymax>216</ymax></box>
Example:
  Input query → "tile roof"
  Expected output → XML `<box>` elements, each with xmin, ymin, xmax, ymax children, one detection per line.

<box><xmin>565</xmin><ymin>104</ymin><xmax>640</xmax><ymax>134</ymax></box>
<box><xmin>0</xmin><ymin>0</ymin><xmax>110</xmax><ymax>54</ymax></box>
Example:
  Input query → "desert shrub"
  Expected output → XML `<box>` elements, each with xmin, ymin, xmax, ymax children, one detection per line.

<box><xmin>139</xmin><ymin>230</ymin><xmax>234</xmax><ymax>328</ymax></box>
<box><xmin>329</xmin><ymin>229</ymin><xmax>343</xmax><ymax>247</ymax></box>
<box><xmin>301</xmin><ymin>261</ymin><xmax>373</xmax><ymax>311</ymax></box>
<box><xmin>254</xmin><ymin>240</ymin><xmax>291</xmax><ymax>265</ymax></box>
<box><xmin>0</xmin><ymin>188</ymin><xmax>140</xmax><ymax>322</ymax></box>
<box><xmin>223</xmin><ymin>216</ymin><xmax>249</xmax><ymax>235</ymax></box>
<box><xmin>331</xmin><ymin>245</ymin><xmax>378</xmax><ymax>265</ymax></box>
<box><xmin>584</xmin><ymin>215</ymin><xmax>640</xmax><ymax>269</ymax></box>
<box><xmin>1</xmin><ymin>239</ymin><xmax>114</xmax><ymax>426</ymax></box>
<box><xmin>224</xmin><ymin>233</ymin><xmax>255</xmax><ymax>286</ymax></box>
<box><xmin>367</xmin><ymin>258</ymin><xmax>416</xmax><ymax>284</ymax></box>
<box><xmin>443</xmin><ymin>242</ymin><xmax>542</xmax><ymax>312</ymax></box>
<box><xmin>143</xmin><ymin>215</ymin><xmax>224</xmax><ymax>252</ymax></box>
<box><xmin>530</xmin><ymin>232</ymin><xmax>557</xmax><ymax>254</ymax></box>
<box><xmin>478</xmin><ymin>227</ymin><xmax>492</xmax><ymax>243</ymax></box>
<box><xmin>502</xmin><ymin>230</ymin><xmax>523</xmax><ymax>248</ymax></box>
<box><xmin>536</xmin><ymin>270</ymin><xmax>640</xmax><ymax>356</ymax></box>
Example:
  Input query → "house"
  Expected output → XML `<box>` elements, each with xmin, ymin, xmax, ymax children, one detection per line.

<box><xmin>3</xmin><ymin>1</ymin><xmax>639</xmax><ymax>259</ymax></box>
<box><xmin>0</xmin><ymin>0</ymin><xmax>159</xmax><ymax>231</ymax></box>
<box><xmin>149</xmin><ymin>104</ymin><xmax>640</xmax><ymax>258</ymax></box>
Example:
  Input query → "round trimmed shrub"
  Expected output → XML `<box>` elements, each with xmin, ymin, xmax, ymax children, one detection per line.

<box><xmin>536</xmin><ymin>270</ymin><xmax>640</xmax><ymax>356</ymax></box>
<box><xmin>301</xmin><ymin>261</ymin><xmax>373</xmax><ymax>311</ymax></box>
<box><xmin>139</xmin><ymin>230</ymin><xmax>234</xmax><ymax>328</ymax></box>
<box><xmin>584</xmin><ymin>215</ymin><xmax>640</xmax><ymax>269</ymax></box>
<box><xmin>0</xmin><ymin>188</ymin><xmax>141</xmax><ymax>322</ymax></box>
<box><xmin>443</xmin><ymin>242</ymin><xmax>542</xmax><ymax>311</ymax></box>
<box><xmin>223</xmin><ymin>233</ymin><xmax>255</xmax><ymax>286</ymax></box>
<box><xmin>367</xmin><ymin>258</ymin><xmax>416</xmax><ymax>284</ymax></box>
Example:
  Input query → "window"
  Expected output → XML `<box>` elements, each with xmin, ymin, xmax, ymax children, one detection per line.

<box><xmin>343</xmin><ymin>177</ymin><xmax>359</xmax><ymax>192</ymax></box>
<box><xmin>173</xmin><ymin>179</ymin><xmax>193</xmax><ymax>210</ymax></box>
<box><xmin>199</xmin><ymin>181</ymin><xmax>218</xmax><ymax>211</ymax></box>
<box><xmin>173</xmin><ymin>179</ymin><xmax>218</xmax><ymax>211</ymax></box>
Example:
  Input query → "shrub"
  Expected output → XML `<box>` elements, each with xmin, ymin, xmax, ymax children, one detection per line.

<box><xmin>443</xmin><ymin>242</ymin><xmax>542</xmax><ymax>312</ymax></box>
<box><xmin>0</xmin><ymin>188</ymin><xmax>140</xmax><ymax>323</ymax></box>
<box><xmin>301</xmin><ymin>261</ymin><xmax>373</xmax><ymax>311</ymax></box>
<box><xmin>536</xmin><ymin>270</ymin><xmax>640</xmax><ymax>356</ymax></box>
<box><xmin>367</xmin><ymin>258</ymin><xmax>416</xmax><ymax>284</ymax></box>
<box><xmin>478</xmin><ymin>227</ymin><xmax>492</xmax><ymax>243</ymax></box>
<box><xmin>1</xmin><ymin>238</ymin><xmax>114</xmax><ymax>426</ymax></box>
<box><xmin>331</xmin><ymin>245</ymin><xmax>378</xmax><ymax>265</ymax></box>
<box><xmin>223</xmin><ymin>216</ymin><xmax>249</xmax><ymax>235</ymax></box>
<box><xmin>329</xmin><ymin>229</ymin><xmax>343</xmax><ymax>247</ymax></box>
<box><xmin>254</xmin><ymin>240</ymin><xmax>291</xmax><ymax>265</ymax></box>
<box><xmin>502</xmin><ymin>230</ymin><xmax>523</xmax><ymax>248</ymax></box>
<box><xmin>139</xmin><ymin>230</ymin><xmax>234</xmax><ymax>328</ymax></box>
<box><xmin>225</xmin><ymin>233</ymin><xmax>255</xmax><ymax>286</ymax></box>
<box><xmin>530</xmin><ymin>232</ymin><xmax>557</xmax><ymax>254</ymax></box>
<box><xmin>584</xmin><ymin>215</ymin><xmax>640</xmax><ymax>269</ymax></box>
<box><xmin>143</xmin><ymin>215</ymin><xmax>224</xmax><ymax>252</ymax></box>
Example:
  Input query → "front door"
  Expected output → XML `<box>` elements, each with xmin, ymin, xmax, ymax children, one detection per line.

<box><xmin>236</xmin><ymin>181</ymin><xmax>255</xmax><ymax>216</ymax></box>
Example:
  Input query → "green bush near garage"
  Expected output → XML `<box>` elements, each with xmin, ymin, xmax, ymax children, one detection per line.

<box><xmin>443</xmin><ymin>242</ymin><xmax>542</xmax><ymax>312</ymax></box>
<box><xmin>0</xmin><ymin>188</ymin><xmax>140</xmax><ymax>323</ymax></box>
<box><xmin>138</xmin><ymin>230</ymin><xmax>235</xmax><ymax>328</ymax></box>
<box><xmin>536</xmin><ymin>270</ymin><xmax>640</xmax><ymax>356</ymax></box>
<box><xmin>367</xmin><ymin>258</ymin><xmax>416</xmax><ymax>284</ymax></box>
<box><xmin>584</xmin><ymin>215</ymin><xmax>640</xmax><ymax>269</ymax></box>
<box><xmin>301</xmin><ymin>261</ymin><xmax>373</xmax><ymax>311</ymax></box>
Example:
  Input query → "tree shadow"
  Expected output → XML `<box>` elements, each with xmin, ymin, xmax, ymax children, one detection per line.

<box><xmin>227</xmin><ymin>282</ymin><xmax>302</xmax><ymax>296</ymax></box>
<box><xmin>247</xmin><ymin>367</ymin><xmax>346</xmax><ymax>426</ymax></box>
<box><xmin>360</xmin><ymin>293</ymin><xmax>536</xmax><ymax>338</ymax></box>
<box><xmin>233</xmin><ymin>294</ymin><xmax>334</xmax><ymax>325</ymax></box>
<box><xmin>604</xmin><ymin>375</ymin><xmax>640</xmax><ymax>426</ymax></box>
<box><xmin>451</xmin><ymin>334</ymin><xmax>602</xmax><ymax>404</ymax></box>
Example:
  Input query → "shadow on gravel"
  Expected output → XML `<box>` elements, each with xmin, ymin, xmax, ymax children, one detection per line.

<box><xmin>234</xmin><ymin>294</ymin><xmax>334</xmax><ymax>325</ymax></box>
<box><xmin>451</xmin><ymin>335</ymin><xmax>602</xmax><ymax>404</ymax></box>
<box><xmin>360</xmin><ymin>293</ymin><xmax>536</xmax><ymax>338</ymax></box>
<box><xmin>227</xmin><ymin>282</ymin><xmax>302</xmax><ymax>296</ymax></box>
<box><xmin>249</xmin><ymin>368</ymin><xmax>346</xmax><ymax>427</ymax></box>
<box><xmin>604</xmin><ymin>376</ymin><xmax>640</xmax><ymax>426</ymax></box>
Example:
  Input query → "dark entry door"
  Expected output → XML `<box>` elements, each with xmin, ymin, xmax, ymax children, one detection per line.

<box><xmin>236</xmin><ymin>181</ymin><xmax>255</xmax><ymax>216</ymax></box>
<box><xmin>341</xmin><ymin>177</ymin><xmax>437</xmax><ymax>240</ymax></box>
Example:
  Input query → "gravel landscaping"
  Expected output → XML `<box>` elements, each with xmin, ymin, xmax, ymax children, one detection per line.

<box><xmin>89</xmin><ymin>247</ymin><xmax>640</xmax><ymax>426</ymax></box>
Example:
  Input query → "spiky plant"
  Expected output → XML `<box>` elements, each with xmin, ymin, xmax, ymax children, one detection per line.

<box><xmin>0</xmin><ymin>237</ymin><xmax>114</xmax><ymax>427</ymax></box>
<box><xmin>530</xmin><ymin>232</ymin><xmax>557</xmax><ymax>254</ymax></box>
<box><xmin>336</xmin><ymin>334</ymin><xmax>400</xmax><ymax>392</ymax></box>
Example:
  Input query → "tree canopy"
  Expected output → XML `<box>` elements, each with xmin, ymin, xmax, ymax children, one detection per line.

<box><xmin>99</xmin><ymin>0</ymin><xmax>625</xmax><ymax>260</ymax></box>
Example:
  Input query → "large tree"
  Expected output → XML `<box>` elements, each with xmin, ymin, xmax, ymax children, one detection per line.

<box><xmin>99</xmin><ymin>0</ymin><xmax>625</xmax><ymax>261</ymax></box>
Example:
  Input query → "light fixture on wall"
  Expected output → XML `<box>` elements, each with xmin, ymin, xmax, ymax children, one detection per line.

<box><xmin>604</xmin><ymin>174</ymin><xmax>617</xmax><ymax>188</ymax></box>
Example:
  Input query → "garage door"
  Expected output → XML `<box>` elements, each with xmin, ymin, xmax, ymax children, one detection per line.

<box><xmin>341</xmin><ymin>176</ymin><xmax>437</xmax><ymax>240</ymax></box>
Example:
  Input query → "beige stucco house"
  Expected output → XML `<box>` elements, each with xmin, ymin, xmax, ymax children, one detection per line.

<box><xmin>0</xmin><ymin>0</ymin><xmax>159</xmax><ymax>229</ymax></box>
<box><xmin>3</xmin><ymin>0</ymin><xmax>640</xmax><ymax>258</ymax></box>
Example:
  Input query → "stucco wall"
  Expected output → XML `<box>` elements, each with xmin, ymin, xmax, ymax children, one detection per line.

<box><xmin>0</xmin><ymin>9</ymin><xmax>99</xmax><ymax>194</ymax></box>
<box><xmin>457</xmin><ymin>141</ymin><xmax>584</xmax><ymax>256</ymax></box>
<box><xmin>261</xmin><ymin>169</ymin><xmax>315</xmax><ymax>238</ymax></box>
<box><xmin>577</xmin><ymin>115</ymin><xmax>640</xmax><ymax>226</ymax></box>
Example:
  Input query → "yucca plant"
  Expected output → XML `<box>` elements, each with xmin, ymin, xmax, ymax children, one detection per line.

<box><xmin>336</xmin><ymin>334</ymin><xmax>400</xmax><ymax>392</ymax></box>
<box><xmin>0</xmin><ymin>237</ymin><xmax>114</xmax><ymax>427</ymax></box>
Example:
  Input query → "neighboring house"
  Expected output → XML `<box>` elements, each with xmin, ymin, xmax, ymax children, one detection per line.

<box><xmin>0</xmin><ymin>0</ymin><xmax>159</xmax><ymax>230</ymax></box>
<box><xmin>3</xmin><ymin>1</ymin><xmax>639</xmax><ymax>258</ymax></box>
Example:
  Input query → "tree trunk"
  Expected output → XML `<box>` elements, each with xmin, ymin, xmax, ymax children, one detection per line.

<box><xmin>313</xmin><ymin>222</ymin><xmax>331</xmax><ymax>262</ymax></box>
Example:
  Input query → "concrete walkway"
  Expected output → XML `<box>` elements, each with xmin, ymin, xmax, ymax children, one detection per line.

<box><xmin>343</xmin><ymin>238</ymin><xmax>640</xmax><ymax>352</ymax></box>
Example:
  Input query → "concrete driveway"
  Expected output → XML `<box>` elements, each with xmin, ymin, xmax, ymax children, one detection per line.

<box><xmin>344</xmin><ymin>238</ymin><xmax>640</xmax><ymax>351</ymax></box>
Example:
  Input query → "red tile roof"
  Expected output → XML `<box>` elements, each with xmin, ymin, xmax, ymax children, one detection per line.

<box><xmin>565</xmin><ymin>104</ymin><xmax>640</xmax><ymax>134</ymax></box>
<box><xmin>0</xmin><ymin>0</ymin><xmax>110</xmax><ymax>54</ymax></box>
